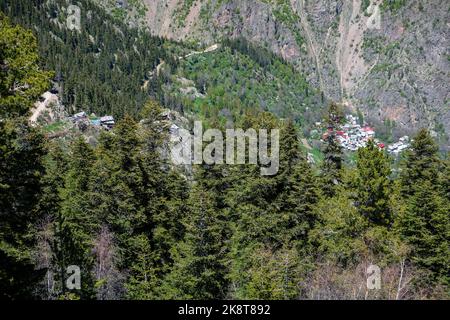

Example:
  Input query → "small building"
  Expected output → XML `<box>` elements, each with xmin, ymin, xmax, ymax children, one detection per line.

<box><xmin>100</xmin><ymin>115</ymin><xmax>115</xmax><ymax>129</ymax></box>
<box><xmin>69</xmin><ymin>111</ymin><xmax>87</xmax><ymax>123</ymax></box>
<box><xmin>90</xmin><ymin>119</ymin><xmax>101</xmax><ymax>126</ymax></box>
<box><xmin>74</xmin><ymin>111</ymin><xmax>87</xmax><ymax>118</ymax></box>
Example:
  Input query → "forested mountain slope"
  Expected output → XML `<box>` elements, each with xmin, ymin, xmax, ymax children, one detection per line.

<box><xmin>106</xmin><ymin>0</ymin><xmax>449</xmax><ymax>147</ymax></box>
<box><xmin>160</xmin><ymin>37</ymin><xmax>324</xmax><ymax>128</ymax></box>
<box><xmin>1</xmin><ymin>0</ymin><xmax>167</xmax><ymax>118</ymax></box>
<box><xmin>0</xmin><ymin>0</ymin><xmax>449</xmax><ymax>301</ymax></box>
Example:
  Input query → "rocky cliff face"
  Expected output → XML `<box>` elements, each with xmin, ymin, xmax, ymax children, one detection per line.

<box><xmin>96</xmin><ymin>0</ymin><xmax>450</xmax><ymax>145</ymax></box>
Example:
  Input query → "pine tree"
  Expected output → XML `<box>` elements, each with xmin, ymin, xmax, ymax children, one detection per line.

<box><xmin>244</xmin><ymin>245</ymin><xmax>303</xmax><ymax>299</ymax></box>
<box><xmin>54</xmin><ymin>137</ymin><xmax>97</xmax><ymax>299</ymax></box>
<box><xmin>275</xmin><ymin>120</ymin><xmax>319</xmax><ymax>248</ymax></box>
<box><xmin>140</xmin><ymin>99</ymin><xmax>190</xmax><ymax>280</ymax></box>
<box><xmin>320</xmin><ymin>103</ymin><xmax>344</xmax><ymax>197</ymax></box>
<box><xmin>277</xmin><ymin>160</ymin><xmax>320</xmax><ymax>248</ymax></box>
<box><xmin>401</xmin><ymin>180</ymin><xmax>449</xmax><ymax>285</ymax></box>
<box><xmin>399</xmin><ymin>129</ymin><xmax>449</xmax><ymax>286</ymax></box>
<box><xmin>90</xmin><ymin>117</ymin><xmax>148</xmax><ymax>283</ymax></box>
<box><xmin>400</xmin><ymin>129</ymin><xmax>440</xmax><ymax>197</ymax></box>
<box><xmin>162</xmin><ymin>178</ymin><xmax>229</xmax><ymax>299</ymax></box>
<box><xmin>354</xmin><ymin>139</ymin><xmax>392</xmax><ymax>226</ymax></box>
<box><xmin>0</xmin><ymin>120</ymin><xmax>47</xmax><ymax>298</ymax></box>
<box><xmin>125</xmin><ymin>234</ymin><xmax>159</xmax><ymax>299</ymax></box>
<box><xmin>0</xmin><ymin>14</ymin><xmax>50</xmax><ymax>299</ymax></box>
<box><xmin>35</xmin><ymin>142</ymin><xmax>68</xmax><ymax>299</ymax></box>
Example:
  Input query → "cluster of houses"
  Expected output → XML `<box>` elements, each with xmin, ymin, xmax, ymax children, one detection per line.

<box><xmin>387</xmin><ymin>136</ymin><xmax>410</xmax><ymax>155</ymax></box>
<box><xmin>320</xmin><ymin>114</ymin><xmax>412</xmax><ymax>154</ymax></box>
<box><xmin>322</xmin><ymin>115</ymin><xmax>385</xmax><ymax>151</ymax></box>
<box><xmin>68</xmin><ymin>111</ymin><xmax>115</xmax><ymax>130</ymax></box>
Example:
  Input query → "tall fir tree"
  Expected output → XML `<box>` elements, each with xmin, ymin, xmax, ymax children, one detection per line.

<box><xmin>354</xmin><ymin>139</ymin><xmax>392</xmax><ymax>226</ymax></box>
<box><xmin>274</xmin><ymin>119</ymin><xmax>320</xmax><ymax>249</ymax></box>
<box><xmin>162</xmin><ymin>174</ymin><xmax>229</xmax><ymax>299</ymax></box>
<box><xmin>0</xmin><ymin>14</ymin><xmax>50</xmax><ymax>299</ymax></box>
<box><xmin>398</xmin><ymin>129</ymin><xmax>449</xmax><ymax>286</ymax></box>
<box><xmin>54</xmin><ymin>137</ymin><xmax>97</xmax><ymax>299</ymax></box>
<box><xmin>320</xmin><ymin>103</ymin><xmax>344</xmax><ymax>197</ymax></box>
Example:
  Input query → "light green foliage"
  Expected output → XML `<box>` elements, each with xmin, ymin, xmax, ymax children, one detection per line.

<box><xmin>165</xmin><ymin>39</ymin><xmax>321</xmax><ymax>127</ymax></box>
<box><xmin>0</xmin><ymin>13</ymin><xmax>52</xmax><ymax>118</ymax></box>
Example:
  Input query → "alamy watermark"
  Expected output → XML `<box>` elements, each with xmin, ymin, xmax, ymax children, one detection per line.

<box><xmin>66</xmin><ymin>265</ymin><xmax>81</xmax><ymax>290</ymax></box>
<box><xmin>366</xmin><ymin>1</ymin><xmax>382</xmax><ymax>30</ymax></box>
<box><xmin>171</xmin><ymin>121</ymin><xmax>280</xmax><ymax>176</ymax></box>
<box><xmin>367</xmin><ymin>264</ymin><xmax>381</xmax><ymax>290</ymax></box>
<box><xmin>65</xmin><ymin>4</ymin><xmax>81</xmax><ymax>31</ymax></box>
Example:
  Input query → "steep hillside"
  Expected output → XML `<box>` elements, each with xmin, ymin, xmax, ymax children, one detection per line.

<box><xmin>160</xmin><ymin>38</ymin><xmax>324</xmax><ymax>128</ymax></box>
<box><xmin>1</xmin><ymin>0</ymin><xmax>168</xmax><ymax>118</ymax></box>
<box><xmin>109</xmin><ymin>0</ymin><xmax>449</xmax><ymax>147</ymax></box>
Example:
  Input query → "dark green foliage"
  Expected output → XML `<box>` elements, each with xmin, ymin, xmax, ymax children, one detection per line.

<box><xmin>399</xmin><ymin>129</ymin><xmax>450</xmax><ymax>286</ymax></box>
<box><xmin>321</xmin><ymin>103</ymin><xmax>344</xmax><ymax>197</ymax></box>
<box><xmin>227</xmin><ymin>114</ymin><xmax>320</xmax><ymax>298</ymax></box>
<box><xmin>275</xmin><ymin>120</ymin><xmax>319</xmax><ymax>247</ymax></box>
<box><xmin>381</xmin><ymin>0</ymin><xmax>407</xmax><ymax>12</ymax></box>
<box><xmin>354</xmin><ymin>140</ymin><xmax>392</xmax><ymax>226</ymax></box>
<box><xmin>162</xmin><ymin>176</ymin><xmax>229</xmax><ymax>299</ymax></box>
<box><xmin>164</xmin><ymin>39</ymin><xmax>323</xmax><ymax>128</ymax></box>
<box><xmin>53</xmin><ymin>138</ymin><xmax>97</xmax><ymax>298</ymax></box>
<box><xmin>0</xmin><ymin>15</ymin><xmax>50</xmax><ymax>299</ymax></box>
<box><xmin>1</xmin><ymin>0</ymin><xmax>167</xmax><ymax>118</ymax></box>
<box><xmin>1</xmin><ymin>4</ymin><xmax>449</xmax><ymax>300</ymax></box>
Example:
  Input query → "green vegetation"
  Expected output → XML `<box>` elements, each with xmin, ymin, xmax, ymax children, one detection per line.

<box><xmin>381</xmin><ymin>0</ymin><xmax>408</xmax><ymax>12</ymax></box>
<box><xmin>162</xmin><ymin>37</ymin><xmax>322</xmax><ymax>128</ymax></box>
<box><xmin>0</xmin><ymin>13</ymin><xmax>51</xmax><ymax>299</ymax></box>
<box><xmin>174</xmin><ymin>0</ymin><xmax>196</xmax><ymax>27</ymax></box>
<box><xmin>362</xmin><ymin>0</ymin><xmax>371</xmax><ymax>14</ymax></box>
<box><xmin>320</xmin><ymin>103</ymin><xmax>344</xmax><ymax>197</ymax></box>
<box><xmin>1</xmin><ymin>0</ymin><xmax>168</xmax><ymax>119</ymax></box>
<box><xmin>43</xmin><ymin>121</ymin><xmax>68</xmax><ymax>133</ymax></box>
<box><xmin>1</xmin><ymin>2</ymin><xmax>448</xmax><ymax>301</ymax></box>
<box><xmin>271</xmin><ymin>0</ymin><xmax>305</xmax><ymax>47</ymax></box>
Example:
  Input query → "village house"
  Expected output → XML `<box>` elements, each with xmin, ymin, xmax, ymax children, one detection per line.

<box><xmin>387</xmin><ymin>136</ymin><xmax>410</xmax><ymax>154</ymax></box>
<box><xmin>67</xmin><ymin>110</ymin><xmax>115</xmax><ymax>130</ymax></box>
<box><xmin>69</xmin><ymin>111</ymin><xmax>87</xmax><ymax>123</ymax></box>
<box><xmin>100</xmin><ymin>115</ymin><xmax>115</xmax><ymax>129</ymax></box>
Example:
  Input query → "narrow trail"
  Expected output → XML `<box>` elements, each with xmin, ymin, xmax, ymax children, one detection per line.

<box><xmin>142</xmin><ymin>44</ymin><xmax>219</xmax><ymax>89</ymax></box>
<box><xmin>155</xmin><ymin>43</ymin><xmax>219</xmax><ymax>77</ymax></box>
<box><xmin>30</xmin><ymin>92</ymin><xmax>59</xmax><ymax>124</ymax></box>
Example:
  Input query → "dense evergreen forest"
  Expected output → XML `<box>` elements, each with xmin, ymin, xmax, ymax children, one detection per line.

<box><xmin>0</xmin><ymin>0</ymin><xmax>168</xmax><ymax>118</ymax></box>
<box><xmin>0</xmin><ymin>2</ymin><xmax>449</xmax><ymax>300</ymax></box>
